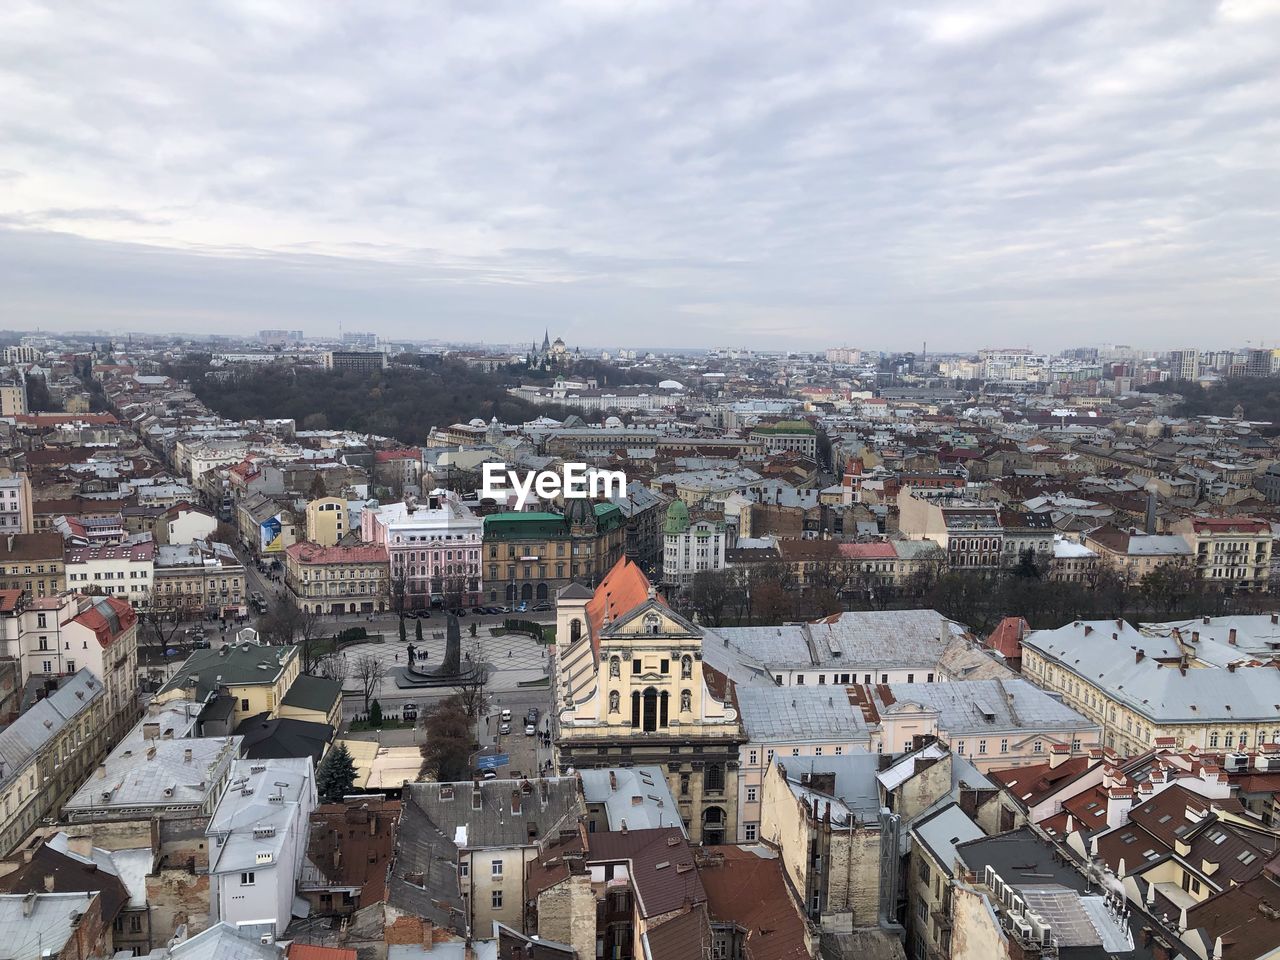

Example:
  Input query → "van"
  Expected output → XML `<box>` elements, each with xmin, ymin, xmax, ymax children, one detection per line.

<box><xmin>500</xmin><ymin>709</ymin><xmax>512</xmax><ymax>722</ymax></box>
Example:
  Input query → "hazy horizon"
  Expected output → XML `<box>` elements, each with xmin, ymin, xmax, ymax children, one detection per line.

<box><xmin>3</xmin><ymin>2</ymin><xmax>1279</xmax><ymax>351</ymax></box>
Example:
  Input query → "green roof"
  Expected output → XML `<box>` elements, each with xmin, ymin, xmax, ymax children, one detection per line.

<box><xmin>157</xmin><ymin>643</ymin><xmax>297</xmax><ymax>699</ymax></box>
<box><xmin>281</xmin><ymin>673</ymin><xmax>342</xmax><ymax>713</ymax></box>
<box><xmin>663</xmin><ymin>500</ymin><xmax>690</xmax><ymax>535</ymax></box>
<box><xmin>750</xmin><ymin>420</ymin><xmax>815</xmax><ymax>434</ymax></box>
<box><xmin>483</xmin><ymin>503</ymin><xmax>624</xmax><ymax>541</ymax></box>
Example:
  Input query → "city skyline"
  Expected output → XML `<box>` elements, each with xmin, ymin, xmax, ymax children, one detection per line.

<box><xmin>3</xmin><ymin>2</ymin><xmax>1279</xmax><ymax>349</ymax></box>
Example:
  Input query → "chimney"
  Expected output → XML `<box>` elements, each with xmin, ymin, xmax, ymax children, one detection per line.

<box><xmin>1203</xmin><ymin>616</ymin><xmax>1211</xmax><ymax>625</ymax></box>
<box><xmin>1228</xmin><ymin>663</ymin><xmax>1236</xmax><ymax>673</ymax></box>
<box><xmin>1272</xmin><ymin>613</ymin><xmax>1278</xmax><ymax>625</ymax></box>
<box><xmin>184</xmin><ymin>748</ymin><xmax>193</xmax><ymax>763</ymax></box>
<box><xmin>1136</xmin><ymin>649</ymin><xmax>1145</xmax><ymax>663</ymax></box>
<box><xmin>1192</xmin><ymin>631</ymin><xmax>1199</xmax><ymax>643</ymax></box>
<box><xmin>1049</xmin><ymin>744</ymin><xmax>1069</xmax><ymax>768</ymax></box>
<box><xmin>43</xmin><ymin>875</ymin><xmax>55</xmax><ymax>893</ymax></box>
<box><xmin>1229</xmin><ymin>629</ymin><xmax>1237</xmax><ymax>645</ymax></box>
<box><xmin>1084</xmin><ymin>625</ymin><xmax>1093</xmax><ymax>636</ymax></box>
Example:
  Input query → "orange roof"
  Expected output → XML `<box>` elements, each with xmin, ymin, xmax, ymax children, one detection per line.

<box><xmin>986</xmin><ymin>616</ymin><xmax>1029</xmax><ymax>659</ymax></box>
<box><xmin>285</xmin><ymin>542</ymin><xmax>388</xmax><ymax>565</ymax></box>
<box><xmin>586</xmin><ymin>556</ymin><xmax>665</xmax><ymax>650</ymax></box>
<box><xmin>0</xmin><ymin>590</ymin><xmax>23</xmax><ymax>613</ymax></box>
<box><xmin>288</xmin><ymin>947</ymin><xmax>356</xmax><ymax>960</ymax></box>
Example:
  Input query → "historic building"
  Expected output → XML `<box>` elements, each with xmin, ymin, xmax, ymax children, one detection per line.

<box><xmin>482</xmin><ymin>500</ymin><xmax>625</xmax><ymax>605</ymax></box>
<box><xmin>552</xmin><ymin>557</ymin><xmax>744</xmax><ymax>843</ymax></box>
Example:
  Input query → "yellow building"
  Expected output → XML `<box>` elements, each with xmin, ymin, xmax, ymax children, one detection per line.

<box><xmin>284</xmin><ymin>541</ymin><xmax>390</xmax><ymax>615</ymax></box>
<box><xmin>304</xmin><ymin>497</ymin><xmax>348</xmax><ymax>547</ymax></box>
<box><xmin>155</xmin><ymin>641</ymin><xmax>341</xmax><ymax>731</ymax></box>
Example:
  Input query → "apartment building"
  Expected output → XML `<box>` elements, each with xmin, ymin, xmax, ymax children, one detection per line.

<box><xmin>897</xmin><ymin>489</ymin><xmax>1004</xmax><ymax>570</ymax></box>
<box><xmin>155</xmin><ymin>641</ymin><xmax>341</xmax><ymax>731</ymax></box>
<box><xmin>482</xmin><ymin>500</ymin><xmax>624</xmax><ymax>605</ymax></box>
<box><xmin>661</xmin><ymin>500</ymin><xmax>726</xmax><ymax>590</ymax></box>
<box><xmin>303</xmin><ymin>496</ymin><xmax>347</xmax><ymax>547</ymax></box>
<box><xmin>735</xmin><ymin>686</ymin><xmax>872</xmax><ymax>843</ymax></box>
<box><xmin>64</xmin><ymin>540</ymin><xmax>155</xmax><ymax>609</ymax></box>
<box><xmin>362</xmin><ymin>490</ymin><xmax>483</xmax><ymax>610</ymax></box>
<box><xmin>0</xmin><ymin>670</ymin><xmax>107</xmax><ymax>854</ymax></box>
<box><xmin>206</xmin><ymin>757</ymin><xmax>316</xmax><ymax>937</ymax></box>
<box><xmin>283</xmin><ymin>541</ymin><xmax>389</xmax><ymax>614</ymax></box>
<box><xmin>322</xmin><ymin>350</ymin><xmax>386</xmax><ymax>373</ymax></box>
<box><xmin>0</xmin><ymin>470</ymin><xmax>33</xmax><ymax>535</ymax></box>
<box><xmin>0</xmin><ymin>532</ymin><xmax>65</xmax><ymax>598</ymax></box>
<box><xmin>1172</xmin><ymin>516</ymin><xmax>1272</xmax><ymax>592</ymax></box>
<box><xmin>748</xmin><ymin>420</ymin><xmax>818</xmax><ymax>460</ymax></box>
<box><xmin>1021</xmin><ymin>619</ymin><xmax>1280</xmax><ymax>756</ymax></box>
<box><xmin>1084</xmin><ymin>524</ymin><xmax>1194</xmax><ymax>583</ymax></box>
<box><xmin>152</xmin><ymin>540</ymin><xmax>245</xmax><ymax>618</ymax></box>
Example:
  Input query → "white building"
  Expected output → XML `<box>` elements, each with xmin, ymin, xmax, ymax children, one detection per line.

<box><xmin>0</xmin><ymin>470</ymin><xmax>33</xmax><ymax>534</ymax></box>
<box><xmin>206</xmin><ymin>757</ymin><xmax>315</xmax><ymax>937</ymax></box>
<box><xmin>64</xmin><ymin>540</ymin><xmax>155</xmax><ymax>608</ymax></box>
<box><xmin>735</xmin><ymin>686</ymin><xmax>872</xmax><ymax>843</ymax></box>
<box><xmin>661</xmin><ymin>501</ymin><xmax>726</xmax><ymax>590</ymax></box>
<box><xmin>361</xmin><ymin>489</ymin><xmax>483</xmax><ymax>609</ymax></box>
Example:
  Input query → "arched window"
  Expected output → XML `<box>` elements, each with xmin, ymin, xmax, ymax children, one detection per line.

<box><xmin>609</xmin><ymin>656</ymin><xmax>620</xmax><ymax>678</ymax></box>
<box><xmin>571</xmin><ymin>618</ymin><xmax>582</xmax><ymax>642</ymax></box>
<box><xmin>608</xmin><ymin>691</ymin><xmax>620</xmax><ymax>713</ymax></box>
<box><xmin>680</xmin><ymin>689</ymin><xmax>692</xmax><ymax>712</ymax></box>
<box><xmin>681</xmin><ymin>655</ymin><xmax>692</xmax><ymax>679</ymax></box>
<box><xmin>641</xmin><ymin>688</ymin><xmax>659</xmax><ymax>732</ymax></box>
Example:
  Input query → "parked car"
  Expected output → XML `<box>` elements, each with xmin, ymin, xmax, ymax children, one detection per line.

<box><xmin>499</xmin><ymin>722</ymin><xmax>512</xmax><ymax>735</ymax></box>
<box><xmin>500</xmin><ymin>709</ymin><xmax>512</xmax><ymax>722</ymax></box>
<box><xmin>481</xmin><ymin>769</ymin><xmax>497</xmax><ymax>780</ymax></box>
<box><xmin>515</xmin><ymin>602</ymin><xmax>529</xmax><ymax>613</ymax></box>
<box><xmin>402</xmin><ymin>702</ymin><xmax>418</xmax><ymax>721</ymax></box>
<box><xmin>526</xmin><ymin>708</ymin><xmax>539</xmax><ymax>724</ymax></box>
<box><xmin>524</xmin><ymin>723</ymin><xmax>536</xmax><ymax>736</ymax></box>
<box><xmin>471</xmin><ymin>606</ymin><xmax>486</xmax><ymax>615</ymax></box>
<box><xmin>531</xmin><ymin>601</ymin><xmax>552</xmax><ymax>612</ymax></box>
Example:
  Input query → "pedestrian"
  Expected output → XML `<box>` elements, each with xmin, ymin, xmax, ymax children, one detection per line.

<box><xmin>395</xmin><ymin>654</ymin><xmax>399</xmax><ymax>662</ymax></box>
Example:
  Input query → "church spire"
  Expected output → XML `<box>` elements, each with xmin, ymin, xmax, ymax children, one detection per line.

<box><xmin>542</xmin><ymin>328</ymin><xmax>551</xmax><ymax>350</ymax></box>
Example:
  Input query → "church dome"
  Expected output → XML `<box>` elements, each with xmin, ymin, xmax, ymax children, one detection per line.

<box><xmin>564</xmin><ymin>496</ymin><xmax>596</xmax><ymax>530</ymax></box>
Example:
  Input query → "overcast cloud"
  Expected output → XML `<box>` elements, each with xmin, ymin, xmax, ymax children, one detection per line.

<box><xmin>2</xmin><ymin>0</ymin><xmax>1278</xmax><ymax>351</ymax></box>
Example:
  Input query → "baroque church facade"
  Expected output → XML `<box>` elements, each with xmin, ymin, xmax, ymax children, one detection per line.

<box><xmin>552</xmin><ymin>557</ymin><xmax>744</xmax><ymax>843</ymax></box>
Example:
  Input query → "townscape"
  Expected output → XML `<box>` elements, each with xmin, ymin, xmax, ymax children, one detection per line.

<box><xmin>0</xmin><ymin>331</ymin><xmax>1279</xmax><ymax>960</ymax></box>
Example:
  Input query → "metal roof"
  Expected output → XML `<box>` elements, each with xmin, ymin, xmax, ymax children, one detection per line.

<box><xmin>737</xmin><ymin>685</ymin><xmax>870</xmax><ymax>743</ymax></box>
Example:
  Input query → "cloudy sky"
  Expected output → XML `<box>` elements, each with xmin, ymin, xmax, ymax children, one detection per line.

<box><xmin>2</xmin><ymin>1</ymin><xmax>1278</xmax><ymax>351</ymax></box>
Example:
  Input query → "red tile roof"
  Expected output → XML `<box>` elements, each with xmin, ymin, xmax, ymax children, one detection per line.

<box><xmin>837</xmin><ymin>542</ymin><xmax>896</xmax><ymax>560</ymax></box>
<box><xmin>73</xmin><ymin>596</ymin><xmax>138</xmax><ymax>648</ymax></box>
<box><xmin>288</xmin><ymin>946</ymin><xmax>357</xmax><ymax>960</ymax></box>
<box><xmin>699</xmin><ymin>846</ymin><xmax>811</xmax><ymax>960</ymax></box>
<box><xmin>986</xmin><ymin>617</ymin><xmax>1029</xmax><ymax>659</ymax></box>
<box><xmin>0</xmin><ymin>590</ymin><xmax>22</xmax><ymax>613</ymax></box>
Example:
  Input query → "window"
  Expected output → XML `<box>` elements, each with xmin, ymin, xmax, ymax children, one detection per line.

<box><xmin>881</xmin><ymin>674</ymin><xmax>888</xmax><ymax>683</ymax></box>
<box><xmin>978</xmin><ymin>740</ymin><xmax>987</xmax><ymax>755</ymax></box>
<box><xmin>796</xmin><ymin>675</ymin><xmax>805</xmax><ymax>685</ymax></box>
<box><xmin>240</xmin><ymin>872</ymin><xmax>255</xmax><ymax>886</ymax></box>
<box><xmin>680</xmin><ymin>773</ymin><xmax>690</xmax><ymax>795</ymax></box>
<box><xmin>907</xmin><ymin>674</ymin><xmax>914</xmax><ymax>683</ymax></box>
<box><xmin>926</xmin><ymin>673</ymin><xmax>934</xmax><ymax>683</ymax></box>
<box><xmin>746</xmin><ymin>786</ymin><xmax>758</xmax><ymax>802</ymax></box>
<box><xmin>956</xmin><ymin>741</ymin><xmax>965</xmax><ymax>755</ymax></box>
<box><xmin>632</xmin><ymin>659</ymin><xmax>641</xmax><ymax>675</ymax></box>
<box><xmin>748</xmin><ymin>750</ymin><xmax>758</xmax><ymax>765</ymax></box>
<box><xmin>706</xmin><ymin>763</ymin><xmax>725</xmax><ymax>792</ymax></box>
<box><xmin>743</xmin><ymin>823</ymin><xmax>758</xmax><ymax>842</ymax></box>
<box><xmin>1210</xmin><ymin>732</ymin><xmax>1220</xmax><ymax>748</ymax></box>
<box><xmin>491</xmin><ymin>890</ymin><xmax>503</xmax><ymax>910</ymax></box>
<box><xmin>240</xmin><ymin>699</ymin><xmax>250</xmax><ymax>711</ymax></box>
<box><xmin>1033</xmin><ymin>740</ymin><xmax>1043</xmax><ymax>753</ymax></box>
<box><xmin>1000</xmin><ymin>739</ymin><xmax>1008</xmax><ymax>753</ymax></box>
<box><xmin>835</xmin><ymin>746</ymin><xmax>843</xmax><ymax>755</ymax></box>
<box><xmin>491</xmin><ymin>859</ymin><xmax>503</xmax><ymax>876</ymax></box>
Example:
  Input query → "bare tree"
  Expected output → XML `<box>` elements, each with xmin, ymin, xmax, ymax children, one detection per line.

<box><xmin>319</xmin><ymin>653</ymin><xmax>349</xmax><ymax>685</ymax></box>
<box><xmin>453</xmin><ymin>639</ymin><xmax>490</xmax><ymax>721</ymax></box>
<box><xmin>352</xmin><ymin>654</ymin><xmax>382</xmax><ymax>712</ymax></box>
<box><xmin>390</xmin><ymin>569</ymin><xmax>408</xmax><ymax>619</ymax></box>
<box><xmin>258</xmin><ymin>593</ymin><xmax>329</xmax><ymax>672</ymax></box>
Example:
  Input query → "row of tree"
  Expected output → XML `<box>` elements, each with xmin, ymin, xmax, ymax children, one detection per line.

<box><xmin>673</xmin><ymin>557</ymin><xmax>1274</xmax><ymax>633</ymax></box>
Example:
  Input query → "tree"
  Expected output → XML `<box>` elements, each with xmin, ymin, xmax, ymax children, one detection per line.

<box><xmin>258</xmin><ymin>593</ymin><xmax>328</xmax><ymax>673</ymax></box>
<box><xmin>391</xmin><ymin>570</ymin><xmax>408</xmax><ymax>619</ymax></box>
<box><xmin>453</xmin><ymin>640</ymin><xmax>490</xmax><ymax>721</ymax></box>
<box><xmin>307</xmin><ymin>472</ymin><xmax>328</xmax><ymax>500</ymax></box>
<box><xmin>316</xmin><ymin>743</ymin><xmax>358</xmax><ymax>803</ymax></box>
<box><xmin>368</xmin><ymin>698</ymin><xmax>383</xmax><ymax>728</ymax></box>
<box><xmin>415</xmin><ymin>618</ymin><xmax>423</xmax><ymax>642</ymax></box>
<box><xmin>318</xmin><ymin>653</ymin><xmax>349</xmax><ymax>685</ymax></box>
<box><xmin>353</xmin><ymin>654</ymin><xmax>381</xmax><ymax>712</ymax></box>
<box><xmin>420</xmin><ymin>696</ymin><xmax>473</xmax><ymax>782</ymax></box>
<box><xmin>687</xmin><ymin>569</ymin><xmax>734</xmax><ymax>626</ymax></box>
<box><xmin>399</xmin><ymin>618</ymin><xmax>407</xmax><ymax>643</ymax></box>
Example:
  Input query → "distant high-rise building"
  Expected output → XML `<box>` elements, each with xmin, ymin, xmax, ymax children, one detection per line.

<box><xmin>1244</xmin><ymin>348</ymin><xmax>1279</xmax><ymax>377</ymax></box>
<box><xmin>341</xmin><ymin>331</ymin><xmax>378</xmax><ymax>349</ymax></box>
<box><xmin>258</xmin><ymin>329</ymin><xmax>304</xmax><ymax>346</ymax></box>
<box><xmin>1169</xmin><ymin>348</ymin><xmax>1199</xmax><ymax>381</ymax></box>
<box><xmin>323</xmin><ymin>350</ymin><xmax>387</xmax><ymax>374</ymax></box>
